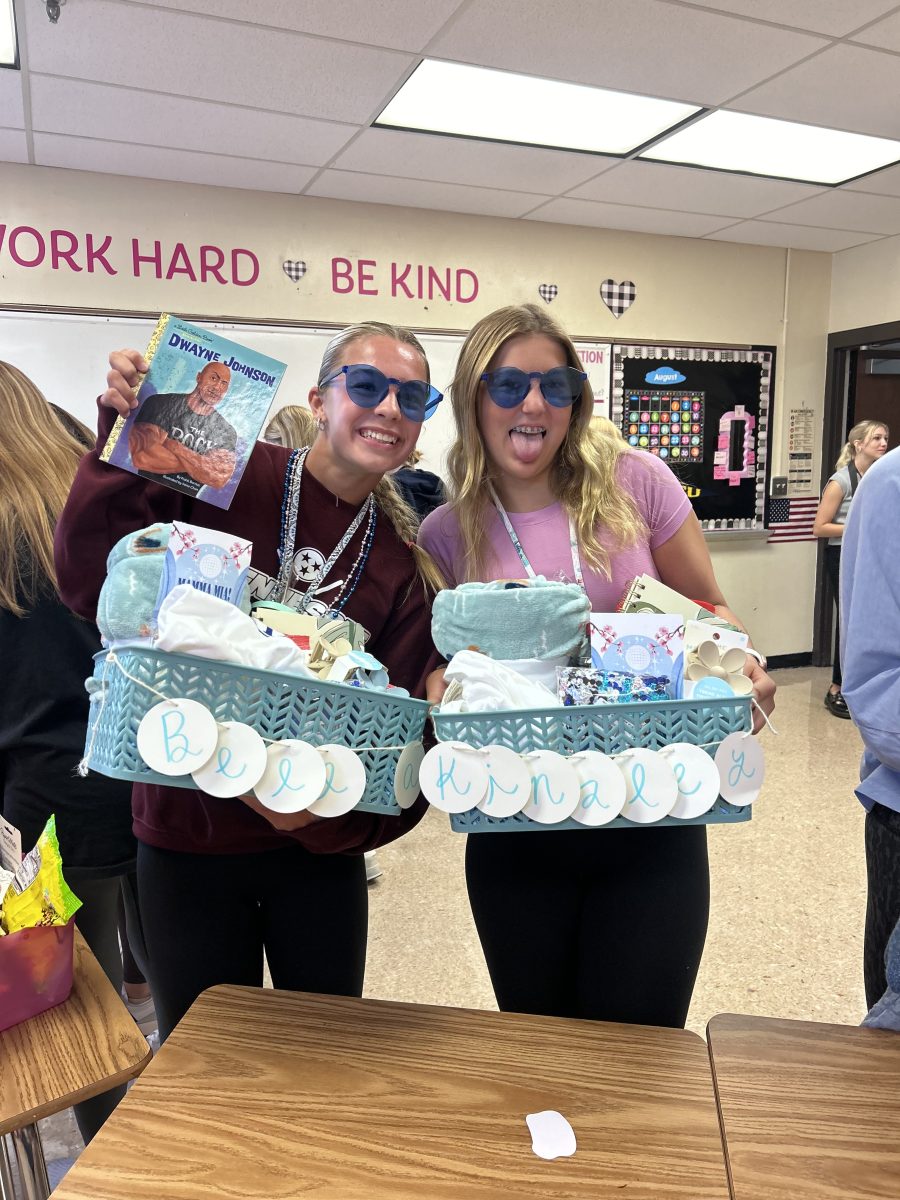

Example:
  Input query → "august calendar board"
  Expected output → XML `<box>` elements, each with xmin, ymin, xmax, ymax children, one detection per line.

<box><xmin>612</xmin><ymin>344</ymin><xmax>774</xmax><ymax>532</ymax></box>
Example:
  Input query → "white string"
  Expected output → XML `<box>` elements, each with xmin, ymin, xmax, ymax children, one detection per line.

<box><xmin>749</xmin><ymin>697</ymin><xmax>779</xmax><ymax>736</ymax></box>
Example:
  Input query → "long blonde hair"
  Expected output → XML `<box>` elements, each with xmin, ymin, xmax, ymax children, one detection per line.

<box><xmin>264</xmin><ymin>404</ymin><xmax>318</xmax><ymax>448</ymax></box>
<box><xmin>836</xmin><ymin>419</ymin><xmax>889</xmax><ymax>469</ymax></box>
<box><xmin>0</xmin><ymin>363</ymin><xmax>92</xmax><ymax>616</ymax></box>
<box><xmin>446</xmin><ymin>304</ymin><xmax>645</xmax><ymax>581</ymax></box>
<box><xmin>314</xmin><ymin>325</ymin><xmax>445</xmax><ymax>594</ymax></box>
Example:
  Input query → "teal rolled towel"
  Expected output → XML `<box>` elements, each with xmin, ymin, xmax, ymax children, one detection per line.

<box><xmin>431</xmin><ymin>577</ymin><xmax>590</xmax><ymax>661</ymax></box>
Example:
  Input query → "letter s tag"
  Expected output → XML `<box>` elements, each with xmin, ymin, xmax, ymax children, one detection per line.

<box><xmin>192</xmin><ymin>721</ymin><xmax>267</xmax><ymax>798</ymax></box>
<box><xmin>419</xmin><ymin>741</ymin><xmax>488</xmax><ymax>814</ymax></box>
<box><xmin>714</xmin><ymin>732</ymin><xmax>765</xmax><ymax>807</ymax></box>
<box><xmin>254</xmin><ymin>739</ymin><xmax>326</xmax><ymax>814</ymax></box>
<box><xmin>569</xmin><ymin>751</ymin><xmax>627</xmax><ymax>827</ymax></box>
<box><xmin>663</xmin><ymin>743</ymin><xmax>721</xmax><ymax>820</ymax></box>
<box><xmin>137</xmin><ymin>698</ymin><xmax>218</xmax><ymax>777</ymax></box>
<box><xmin>617</xmin><ymin>749</ymin><xmax>678</xmax><ymax>824</ymax></box>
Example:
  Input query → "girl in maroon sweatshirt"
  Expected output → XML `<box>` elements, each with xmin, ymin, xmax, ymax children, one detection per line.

<box><xmin>55</xmin><ymin>322</ymin><xmax>443</xmax><ymax>1041</ymax></box>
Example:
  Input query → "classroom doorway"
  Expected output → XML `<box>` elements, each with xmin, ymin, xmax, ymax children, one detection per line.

<box><xmin>815</xmin><ymin>320</ymin><xmax>900</xmax><ymax>667</ymax></box>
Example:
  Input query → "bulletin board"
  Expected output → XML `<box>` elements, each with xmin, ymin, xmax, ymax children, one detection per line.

<box><xmin>612</xmin><ymin>343</ymin><xmax>774</xmax><ymax>532</ymax></box>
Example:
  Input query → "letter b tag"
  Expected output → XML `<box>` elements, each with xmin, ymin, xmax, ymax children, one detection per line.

<box><xmin>137</xmin><ymin>699</ymin><xmax>218</xmax><ymax>776</ymax></box>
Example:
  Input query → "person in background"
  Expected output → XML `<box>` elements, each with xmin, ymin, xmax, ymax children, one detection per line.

<box><xmin>54</xmin><ymin>323</ymin><xmax>444</xmax><ymax>1042</ymax></box>
<box><xmin>813</xmin><ymin>419</ymin><xmax>889</xmax><ymax>719</ymax></box>
<box><xmin>393</xmin><ymin>448</ymin><xmax>446</xmax><ymax>520</ymax></box>
<box><xmin>263</xmin><ymin>403</ymin><xmax>318</xmax><ymax>449</ymax></box>
<box><xmin>840</xmin><ymin>445</ymin><xmax>900</xmax><ymax>1012</ymax></box>
<box><xmin>0</xmin><ymin>364</ymin><xmax>151</xmax><ymax>1143</ymax></box>
<box><xmin>419</xmin><ymin>304</ymin><xmax>775</xmax><ymax>1028</ymax></box>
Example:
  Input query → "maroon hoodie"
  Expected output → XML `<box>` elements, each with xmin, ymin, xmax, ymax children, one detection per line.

<box><xmin>54</xmin><ymin>402</ymin><xmax>440</xmax><ymax>856</ymax></box>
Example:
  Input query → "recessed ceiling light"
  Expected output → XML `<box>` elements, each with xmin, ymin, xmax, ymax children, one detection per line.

<box><xmin>0</xmin><ymin>0</ymin><xmax>17</xmax><ymax>68</ymax></box>
<box><xmin>641</xmin><ymin>110</ymin><xmax>900</xmax><ymax>185</ymax></box>
<box><xmin>375</xmin><ymin>60</ymin><xmax>700</xmax><ymax>156</ymax></box>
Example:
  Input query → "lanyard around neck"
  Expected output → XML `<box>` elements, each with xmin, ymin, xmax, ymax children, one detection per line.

<box><xmin>488</xmin><ymin>483</ymin><xmax>584</xmax><ymax>589</ymax></box>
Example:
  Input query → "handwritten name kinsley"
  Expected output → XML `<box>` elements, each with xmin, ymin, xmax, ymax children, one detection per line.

<box><xmin>167</xmin><ymin>332</ymin><xmax>277</xmax><ymax>386</ymax></box>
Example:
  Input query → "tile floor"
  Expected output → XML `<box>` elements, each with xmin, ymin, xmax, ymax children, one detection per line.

<box><xmin>27</xmin><ymin>665</ymin><xmax>870</xmax><ymax>1189</ymax></box>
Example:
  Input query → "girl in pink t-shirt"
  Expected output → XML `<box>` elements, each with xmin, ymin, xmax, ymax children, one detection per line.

<box><xmin>418</xmin><ymin>303</ymin><xmax>775</xmax><ymax>1028</ymax></box>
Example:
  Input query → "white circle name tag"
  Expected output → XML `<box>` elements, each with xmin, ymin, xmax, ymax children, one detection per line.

<box><xmin>394</xmin><ymin>742</ymin><xmax>425</xmax><ymax>810</ymax></box>
<box><xmin>254</xmin><ymin>740</ymin><xmax>326</xmax><ymax>813</ymax></box>
<box><xmin>419</xmin><ymin>742</ymin><xmax>488</xmax><ymax>814</ymax></box>
<box><xmin>715</xmin><ymin>732</ymin><xmax>765</xmax><ymax>807</ymax></box>
<box><xmin>521</xmin><ymin>750</ymin><xmax>580</xmax><ymax>825</ymax></box>
<box><xmin>191</xmin><ymin>722</ymin><xmax>268</xmax><ymax>799</ymax></box>
<box><xmin>662</xmin><ymin>743</ymin><xmax>721</xmax><ymax>819</ymax></box>
<box><xmin>618</xmin><ymin>749</ymin><xmax>678</xmax><ymax>824</ymax></box>
<box><xmin>477</xmin><ymin>745</ymin><xmax>531</xmax><ymax>819</ymax></box>
<box><xmin>570</xmin><ymin>751</ymin><xmax>627</xmax><ymax>827</ymax></box>
<box><xmin>136</xmin><ymin>699</ymin><xmax>218</xmax><ymax>777</ymax></box>
<box><xmin>308</xmin><ymin>745</ymin><xmax>367</xmax><ymax>817</ymax></box>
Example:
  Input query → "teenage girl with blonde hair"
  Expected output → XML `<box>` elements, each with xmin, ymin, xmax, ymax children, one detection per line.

<box><xmin>263</xmin><ymin>403</ymin><xmax>318</xmax><ymax>449</ymax></box>
<box><xmin>0</xmin><ymin>362</ymin><xmax>146</xmax><ymax>1141</ymax></box>
<box><xmin>56</xmin><ymin>321</ymin><xmax>444</xmax><ymax>1040</ymax></box>
<box><xmin>420</xmin><ymin>304</ymin><xmax>775</xmax><ymax>1027</ymax></box>
<box><xmin>813</xmin><ymin>418</ymin><xmax>889</xmax><ymax>718</ymax></box>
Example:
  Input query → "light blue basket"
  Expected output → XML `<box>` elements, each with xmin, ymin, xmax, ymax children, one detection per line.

<box><xmin>85</xmin><ymin>648</ymin><xmax>429</xmax><ymax>815</ymax></box>
<box><xmin>433</xmin><ymin>695</ymin><xmax>752</xmax><ymax>832</ymax></box>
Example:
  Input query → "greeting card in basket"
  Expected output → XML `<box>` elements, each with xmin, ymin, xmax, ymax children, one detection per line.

<box><xmin>589</xmin><ymin>612</ymin><xmax>684</xmax><ymax>685</ymax></box>
<box><xmin>156</xmin><ymin>522</ymin><xmax>252</xmax><ymax>615</ymax></box>
<box><xmin>100</xmin><ymin>313</ymin><xmax>287</xmax><ymax>509</ymax></box>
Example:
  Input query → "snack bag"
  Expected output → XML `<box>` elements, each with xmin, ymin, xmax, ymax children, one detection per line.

<box><xmin>1</xmin><ymin>816</ymin><xmax>82</xmax><ymax>934</ymax></box>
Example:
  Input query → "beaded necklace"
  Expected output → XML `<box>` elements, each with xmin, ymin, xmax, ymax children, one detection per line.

<box><xmin>274</xmin><ymin>446</ymin><xmax>376</xmax><ymax>611</ymax></box>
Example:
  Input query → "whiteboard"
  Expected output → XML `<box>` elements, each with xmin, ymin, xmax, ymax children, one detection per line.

<box><xmin>0</xmin><ymin>310</ymin><xmax>463</xmax><ymax>475</ymax></box>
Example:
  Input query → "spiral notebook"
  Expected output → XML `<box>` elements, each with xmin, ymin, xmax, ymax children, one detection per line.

<box><xmin>617</xmin><ymin>574</ymin><xmax>738</xmax><ymax>631</ymax></box>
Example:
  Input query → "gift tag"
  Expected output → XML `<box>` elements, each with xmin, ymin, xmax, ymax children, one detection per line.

<box><xmin>521</xmin><ymin>750</ymin><xmax>580</xmax><ymax>824</ymax></box>
<box><xmin>661</xmin><ymin>743</ymin><xmax>720</xmax><ymax>819</ymax></box>
<box><xmin>308</xmin><ymin>745</ymin><xmax>367</xmax><ymax>817</ymax></box>
<box><xmin>191</xmin><ymin>722</ymin><xmax>268</xmax><ymax>798</ymax></box>
<box><xmin>254</xmin><ymin>739</ymin><xmax>326</xmax><ymax>813</ymax></box>
<box><xmin>136</xmin><ymin>699</ymin><xmax>218</xmax><ymax>776</ymax></box>
<box><xmin>477</xmin><ymin>745</ymin><xmax>531</xmax><ymax>818</ymax></box>
<box><xmin>419</xmin><ymin>741</ymin><xmax>488</xmax><ymax>814</ymax></box>
<box><xmin>569</xmin><ymin>751</ymin><xmax>627</xmax><ymax>827</ymax></box>
<box><xmin>715</xmin><ymin>732</ymin><xmax>765</xmax><ymax>807</ymax></box>
<box><xmin>618</xmin><ymin>749</ymin><xmax>678</xmax><ymax>823</ymax></box>
<box><xmin>394</xmin><ymin>741</ymin><xmax>425</xmax><ymax>809</ymax></box>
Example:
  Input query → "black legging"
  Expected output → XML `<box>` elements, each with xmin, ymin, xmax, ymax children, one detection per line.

<box><xmin>824</xmin><ymin>544</ymin><xmax>842</xmax><ymax>688</ymax></box>
<box><xmin>465</xmin><ymin>825</ymin><xmax>710</xmax><ymax>1027</ymax></box>
<box><xmin>136</xmin><ymin>841</ymin><xmax>368</xmax><ymax>1042</ymax></box>
<box><xmin>864</xmin><ymin>804</ymin><xmax>900</xmax><ymax>1009</ymax></box>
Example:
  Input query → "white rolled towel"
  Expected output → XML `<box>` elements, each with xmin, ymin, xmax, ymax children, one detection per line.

<box><xmin>441</xmin><ymin>649</ymin><xmax>561</xmax><ymax>713</ymax></box>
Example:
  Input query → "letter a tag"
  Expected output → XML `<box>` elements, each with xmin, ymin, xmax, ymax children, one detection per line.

<box><xmin>137</xmin><ymin>699</ymin><xmax>218</xmax><ymax>776</ymax></box>
<box><xmin>714</xmin><ymin>732</ymin><xmax>764</xmax><ymax>807</ymax></box>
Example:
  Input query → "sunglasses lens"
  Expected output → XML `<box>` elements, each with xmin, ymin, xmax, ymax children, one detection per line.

<box><xmin>396</xmin><ymin>380</ymin><xmax>431</xmax><ymax>422</ymax></box>
<box><xmin>541</xmin><ymin>366</ymin><xmax>581</xmax><ymax>408</ymax></box>
<box><xmin>485</xmin><ymin>368</ymin><xmax>529</xmax><ymax>408</ymax></box>
<box><xmin>343</xmin><ymin>365</ymin><xmax>387</xmax><ymax>408</ymax></box>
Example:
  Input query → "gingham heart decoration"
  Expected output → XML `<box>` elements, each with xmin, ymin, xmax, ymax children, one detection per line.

<box><xmin>600</xmin><ymin>279</ymin><xmax>636</xmax><ymax>318</ymax></box>
<box><xmin>283</xmin><ymin>260</ymin><xmax>307</xmax><ymax>282</ymax></box>
<box><xmin>538</xmin><ymin>283</ymin><xmax>558</xmax><ymax>304</ymax></box>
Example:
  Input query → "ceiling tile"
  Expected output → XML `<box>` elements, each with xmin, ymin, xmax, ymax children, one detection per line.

<box><xmin>0</xmin><ymin>68</ymin><xmax>25</xmax><ymax>127</ymax></box>
<box><xmin>525</xmin><ymin>197</ymin><xmax>734</xmax><ymax>237</ymax></box>
<box><xmin>305</xmin><ymin>169</ymin><xmax>550</xmax><ymax>217</ymax></box>
<box><xmin>757</xmin><ymin>188</ymin><xmax>900</xmax><ymax>234</ymax></box>
<box><xmin>332</xmin><ymin>128</ymin><xmax>615</xmax><ymax>192</ymax></box>
<box><xmin>844</xmin><ymin>162</ymin><xmax>900</xmax><ymax>197</ymax></box>
<box><xmin>685</xmin><ymin>1</ymin><xmax>899</xmax><ymax>37</ymax></box>
<box><xmin>851</xmin><ymin>9</ymin><xmax>900</xmax><ymax>52</ymax></box>
<box><xmin>29</xmin><ymin>77</ymin><xmax>358</xmax><ymax>166</ymax></box>
<box><xmin>428</xmin><ymin>0</ymin><xmax>826</xmax><ymax>105</ymax></box>
<box><xmin>23</xmin><ymin>0</ymin><xmax>412</xmax><ymax>124</ymax></box>
<box><xmin>705</xmin><ymin>220</ymin><xmax>881</xmax><ymax>251</ymax></box>
<box><xmin>568</xmin><ymin>160</ymin><xmax>825</xmax><ymax>216</ymax></box>
<box><xmin>733</xmin><ymin>43</ymin><xmax>900</xmax><ymax>138</ymax></box>
<box><xmin>33</xmin><ymin>133</ymin><xmax>319</xmax><ymax>192</ymax></box>
<box><xmin>0</xmin><ymin>126</ymin><xmax>28</xmax><ymax>163</ymax></box>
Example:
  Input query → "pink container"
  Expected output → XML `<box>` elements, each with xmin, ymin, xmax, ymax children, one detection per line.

<box><xmin>0</xmin><ymin>918</ymin><xmax>75</xmax><ymax>1032</ymax></box>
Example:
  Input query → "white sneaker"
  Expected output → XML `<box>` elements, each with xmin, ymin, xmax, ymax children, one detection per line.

<box><xmin>364</xmin><ymin>851</ymin><xmax>383</xmax><ymax>883</ymax></box>
<box><xmin>122</xmin><ymin>990</ymin><xmax>158</xmax><ymax>1037</ymax></box>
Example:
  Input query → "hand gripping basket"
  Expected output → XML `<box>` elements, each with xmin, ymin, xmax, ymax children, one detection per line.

<box><xmin>432</xmin><ymin>694</ymin><xmax>753</xmax><ymax>832</ymax></box>
<box><xmin>85</xmin><ymin>648</ymin><xmax>430</xmax><ymax>815</ymax></box>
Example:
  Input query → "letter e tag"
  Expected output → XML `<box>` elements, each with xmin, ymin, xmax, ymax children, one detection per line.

<box><xmin>419</xmin><ymin>741</ymin><xmax>488</xmax><ymax>814</ymax></box>
<box><xmin>714</xmin><ymin>732</ymin><xmax>764</xmax><ymax>807</ymax></box>
<box><xmin>137</xmin><ymin>699</ymin><xmax>218</xmax><ymax>776</ymax></box>
<box><xmin>191</xmin><ymin>721</ymin><xmax>268</xmax><ymax>798</ymax></box>
<box><xmin>254</xmin><ymin>739</ymin><xmax>326</xmax><ymax>813</ymax></box>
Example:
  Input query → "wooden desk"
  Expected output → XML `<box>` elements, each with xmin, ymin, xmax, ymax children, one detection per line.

<box><xmin>707</xmin><ymin>1013</ymin><xmax>900</xmax><ymax>1200</ymax></box>
<box><xmin>1</xmin><ymin>930</ymin><xmax>151</xmax><ymax>1199</ymax></box>
<box><xmin>55</xmin><ymin>985</ymin><xmax>729</xmax><ymax>1200</ymax></box>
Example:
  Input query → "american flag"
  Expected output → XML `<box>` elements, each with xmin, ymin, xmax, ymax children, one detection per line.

<box><xmin>766</xmin><ymin>497</ymin><xmax>819</xmax><ymax>543</ymax></box>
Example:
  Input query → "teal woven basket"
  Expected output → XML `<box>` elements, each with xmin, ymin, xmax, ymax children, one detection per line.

<box><xmin>85</xmin><ymin>648</ymin><xmax>429</xmax><ymax>815</ymax></box>
<box><xmin>432</xmin><ymin>695</ymin><xmax>753</xmax><ymax>832</ymax></box>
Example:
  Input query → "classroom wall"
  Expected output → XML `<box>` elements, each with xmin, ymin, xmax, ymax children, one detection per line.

<box><xmin>830</xmin><ymin>235</ymin><xmax>900</xmax><ymax>333</ymax></box>
<box><xmin>0</xmin><ymin>161</ymin><xmax>834</xmax><ymax>655</ymax></box>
